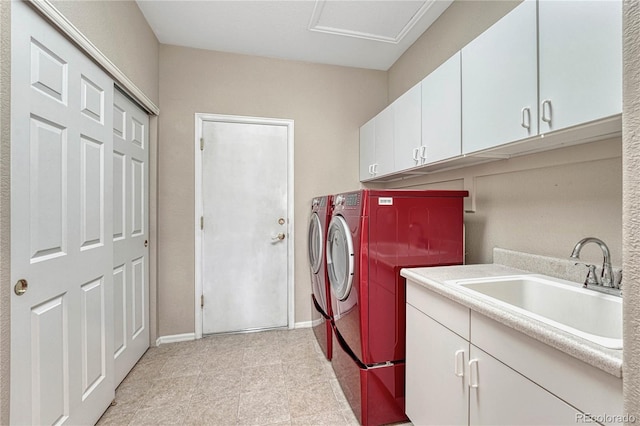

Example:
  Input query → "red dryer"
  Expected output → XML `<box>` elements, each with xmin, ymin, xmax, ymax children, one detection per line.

<box><xmin>308</xmin><ymin>195</ymin><xmax>333</xmax><ymax>360</ymax></box>
<box><xmin>326</xmin><ymin>189</ymin><xmax>468</xmax><ymax>425</ymax></box>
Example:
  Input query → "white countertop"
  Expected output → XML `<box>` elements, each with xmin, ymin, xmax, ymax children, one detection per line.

<box><xmin>401</xmin><ymin>263</ymin><xmax>623</xmax><ymax>378</ymax></box>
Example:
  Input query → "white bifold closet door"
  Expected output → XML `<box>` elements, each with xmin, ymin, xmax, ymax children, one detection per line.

<box><xmin>10</xmin><ymin>2</ymin><xmax>148</xmax><ymax>424</ymax></box>
<box><xmin>10</xmin><ymin>1</ymin><xmax>114</xmax><ymax>424</ymax></box>
<box><xmin>112</xmin><ymin>90</ymin><xmax>150</xmax><ymax>386</ymax></box>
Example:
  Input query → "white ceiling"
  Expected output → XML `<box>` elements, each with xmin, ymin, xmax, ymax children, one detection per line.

<box><xmin>136</xmin><ymin>0</ymin><xmax>452</xmax><ymax>71</ymax></box>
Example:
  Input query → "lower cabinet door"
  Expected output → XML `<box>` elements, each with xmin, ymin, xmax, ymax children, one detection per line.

<box><xmin>469</xmin><ymin>345</ymin><xmax>580</xmax><ymax>425</ymax></box>
<box><xmin>406</xmin><ymin>304</ymin><xmax>469</xmax><ymax>425</ymax></box>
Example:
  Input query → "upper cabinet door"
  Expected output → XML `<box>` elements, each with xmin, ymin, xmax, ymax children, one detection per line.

<box><xmin>538</xmin><ymin>0</ymin><xmax>622</xmax><ymax>133</ymax></box>
<box><xmin>422</xmin><ymin>52</ymin><xmax>462</xmax><ymax>164</ymax></box>
<box><xmin>394</xmin><ymin>83</ymin><xmax>422</xmax><ymax>171</ymax></box>
<box><xmin>359</xmin><ymin>117</ymin><xmax>376</xmax><ymax>181</ymax></box>
<box><xmin>374</xmin><ymin>104</ymin><xmax>395</xmax><ymax>177</ymax></box>
<box><xmin>462</xmin><ymin>0</ymin><xmax>537</xmax><ymax>154</ymax></box>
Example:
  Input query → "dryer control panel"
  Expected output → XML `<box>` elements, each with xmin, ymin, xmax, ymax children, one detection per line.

<box><xmin>335</xmin><ymin>192</ymin><xmax>361</xmax><ymax>208</ymax></box>
<box><xmin>345</xmin><ymin>193</ymin><xmax>360</xmax><ymax>207</ymax></box>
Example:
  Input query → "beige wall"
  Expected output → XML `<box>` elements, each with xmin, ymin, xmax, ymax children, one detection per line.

<box><xmin>388</xmin><ymin>0</ymin><xmax>520</xmax><ymax>102</ymax></box>
<box><xmin>623</xmin><ymin>0</ymin><xmax>640</xmax><ymax>419</ymax></box>
<box><xmin>50</xmin><ymin>0</ymin><xmax>160</xmax><ymax>105</ymax></box>
<box><xmin>157</xmin><ymin>45</ymin><xmax>387</xmax><ymax>336</ymax></box>
<box><xmin>382</xmin><ymin>139</ymin><xmax>622</xmax><ymax>267</ymax></box>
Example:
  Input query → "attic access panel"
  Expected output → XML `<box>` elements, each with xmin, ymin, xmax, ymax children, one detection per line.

<box><xmin>309</xmin><ymin>0</ymin><xmax>434</xmax><ymax>43</ymax></box>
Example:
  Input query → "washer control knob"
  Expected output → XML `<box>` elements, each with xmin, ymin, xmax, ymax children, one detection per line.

<box><xmin>335</xmin><ymin>195</ymin><xmax>345</xmax><ymax>206</ymax></box>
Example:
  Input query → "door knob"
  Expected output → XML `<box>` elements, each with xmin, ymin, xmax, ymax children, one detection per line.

<box><xmin>14</xmin><ymin>279</ymin><xmax>28</xmax><ymax>296</ymax></box>
<box><xmin>278</xmin><ymin>218</ymin><xmax>285</xmax><ymax>225</ymax></box>
<box><xmin>272</xmin><ymin>233</ymin><xmax>286</xmax><ymax>242</ymax></box>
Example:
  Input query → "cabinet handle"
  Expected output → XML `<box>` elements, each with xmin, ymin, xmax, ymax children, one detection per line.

<box><xmin>541</xmin><ymin>99</ymin><xmax>553</xmax><ymax>124</ymax></box>
<box><xmin>368</xmin><ymin>164</ymin><xmax>374</xmax><ymax>175</ymax></box>
<box><xmin>521</xmin><ymin>107</ymin><xmax>531</xmax><ymax>130</ymax></box>
<box><xmin>412</xmin><ymin>147</ymin><xmax>420</xmax><ymax>162</ymax></box>
<box><xmin>419</xmin><ymin>145</ymin><xmax>427</xmax><ymax>162</ymax></box>
<box><xmin>454</xmin><ymin>350</ymin><xmax>465</xmax><ymax>377</ymax></box>
<box><xmin>373</xmin><ymin>163</ymin><xmax>378</xmax><ymax>174</ymax></box>
<box><xmin>468</xmin><ymin>359</ymin><xmax>479</xmax><ymax>389</ymax></box>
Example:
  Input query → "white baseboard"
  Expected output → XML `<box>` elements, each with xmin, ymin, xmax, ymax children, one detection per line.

<box><xmin>155</xmin><ymin>332</ymin><xmax>196</xmax><ymax>346</ymax></box>
<box><xmin>157</xmin><ymin>324</ymin><xmax>312</xmax><ymax>345</ymax></box>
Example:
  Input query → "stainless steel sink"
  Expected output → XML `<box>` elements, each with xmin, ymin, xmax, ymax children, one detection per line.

<box><xmin>448</xmin><ymin>275</ymin><xmax>622</xmax><ymax>349</ymax></box>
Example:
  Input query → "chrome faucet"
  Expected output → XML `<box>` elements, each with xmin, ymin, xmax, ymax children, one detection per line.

<box><xmin>569</xmin><ymin>237</ymin><xmax>617</xmax><ymax>289</ymax></box>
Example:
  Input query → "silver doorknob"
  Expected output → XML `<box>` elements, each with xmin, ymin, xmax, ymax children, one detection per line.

<box><xmin>14</xmin><ymin>279</ymin><xmax>28</xmax><ymax>296</ymax></box>
<box><xmin>272</xmin><ymin>233</ymin><xmax>286</xmax><ymax>241</ymax></box>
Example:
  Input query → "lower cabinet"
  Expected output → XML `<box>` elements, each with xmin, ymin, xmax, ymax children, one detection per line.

<box><xmin>405</xmin><ymin>281</ymin><xmax>622</xmax><ymax>426</ymax></box>
<box><xmin>406</xmin><ymin>305</ymin><xmax>468</xmax><ymax>426</ymax></box>
<box><xmin>468</xmin><ymin>345</ymin><xmax>578</xmax><ymax>425</ymax></box>
<box><xmin>406</xmin><ymin>304</ymin><xmax>577</xmax><ymax>426</ymax></box>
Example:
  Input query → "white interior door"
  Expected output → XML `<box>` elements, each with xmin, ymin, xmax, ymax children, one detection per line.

<box><xmin>11</xmin><ymin>2</ymin><xmax>114</xmax><ymax>424</ymax></box>
<box><xmin>201</xmin><ymin>119</ymin><xmax>289</xmax><ymax>334</ymax></box>
<box><xmin>112</xmin><ymin>90</ymin><xmax>150</xmax><ymax>385</ymax></box>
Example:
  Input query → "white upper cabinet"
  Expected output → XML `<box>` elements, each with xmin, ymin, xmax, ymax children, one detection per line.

<box><xmin>393</xmin><ymin>83</ymin><xmax>422</xmax><ymax>171</ymax></box>
<box><xmin>359</xmin><ymin>117</ymin><xmax>376</xmax><ymax>181</ymax></box>
<box><xmin>358</xmin><ymin>0</ymin><xmax>622</xmax><ymax>182</ymax></box>
<box><xmin>374</xmin><ymin>104</ymin><xmax>395</xmax><ymax>177</ymax></box>
<box><xmin>538</xmin><ymin>0</ymin><xmax>622</xmax><ymax>133</ymax></box>
<box><xmin>360</xmin><ymin>104</ymin><xmax>395</xmax><ymax>181</ymax></box>
<box><xmin>462</xmin><ymin>0</ymin><xmax>538</xmax><ymax>154</ymax></box>
<box><xmin>421</xmin><ymin>52</ymin><xmax>462</xmax><ymax>164</ymax></box>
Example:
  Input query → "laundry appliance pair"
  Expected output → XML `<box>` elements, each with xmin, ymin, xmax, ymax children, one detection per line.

<box><xmin>308</xmin><ymin>195</ymin><xmax>334</xmax><ymax>361</ymax></box>
<box><xmin>308</xmin><ymin>189</ymin><xmax>468</xmax><ymax>426</ymax></box>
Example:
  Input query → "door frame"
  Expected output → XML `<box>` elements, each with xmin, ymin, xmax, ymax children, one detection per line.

<box><xmin>194</xmin><ymin>113</ymin><xmax>295</xmax><ymax>339</ymax></box>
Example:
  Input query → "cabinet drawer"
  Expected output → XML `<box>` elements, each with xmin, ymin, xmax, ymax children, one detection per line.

<box><xmin>406</xmin><ymin>280</ymin><xmax>469</xmax><ymax>340</ymax></box>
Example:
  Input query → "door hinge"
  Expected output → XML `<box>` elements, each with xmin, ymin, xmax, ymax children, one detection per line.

<box><xmin>201</xmin><ymin>294</ymin><xmax>204</xmax><ymax>308</ymax></box>
<box><xmin>200</xmin><ymin>138</ymin><xmax>204</xmax><ymax>151</ymax></box>
<box><xmin>200</xmin><ymin>216</ymin><xmax>204</xmax><ymax>230</ymax></box>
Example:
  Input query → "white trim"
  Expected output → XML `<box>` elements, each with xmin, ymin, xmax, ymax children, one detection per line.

<box><xmin>294</xmin><ymin>321</ymin><xmax>313</xmax><ymax>329</ymax></box>
<box><xmin>194</xmin><ymin>113</ymin><xmax>295</xmax><ymax>339</ymax></box>
<box><xmin>155</xmin><ymin>333</ymin><xmax>196</xmax><ymax>346</ymax></box>
<box><xmin>308</xmin><ymin>0</ymin><xmax>444</xmax><ymax>44</ymax></box>
<box><xmin>27</xmin><ymin>0</ymin><xmax>160</xmax><ymax>116</ymax></box>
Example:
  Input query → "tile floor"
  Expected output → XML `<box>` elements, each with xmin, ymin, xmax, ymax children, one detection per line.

<box><xmin>97</xmin><ymin>328</ymin><xmax>370</xmax><ymax>425</ymax></box>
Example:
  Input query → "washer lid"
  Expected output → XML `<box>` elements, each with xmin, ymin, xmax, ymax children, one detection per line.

<box><xmin>308</xmin><ymin>212</ymin><xmax>323</xmax><ymax>274</ymax></box>
<box><xmin>326</xmin><ymin>215</ymin><xmax>355</xmax><ymax>301</ymax></box>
